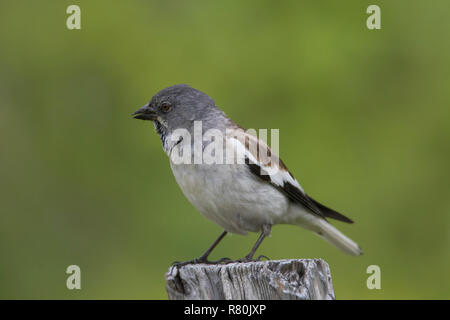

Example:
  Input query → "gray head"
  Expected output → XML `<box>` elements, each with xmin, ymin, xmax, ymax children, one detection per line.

<box><xmin>133</xmin><ymin>84</ymin><xmax>226</xmax><ymax>129</ymax></box>
<box><xmin>133</xmin><ymin>84</ymin><xmax>230</xmax><ymax>150</ymax></box>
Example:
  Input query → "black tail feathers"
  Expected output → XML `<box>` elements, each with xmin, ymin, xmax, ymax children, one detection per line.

<box><xmin>307</xmin><ymin>196</ymin><xmax>354</xmax><ymax>224</ymax></box>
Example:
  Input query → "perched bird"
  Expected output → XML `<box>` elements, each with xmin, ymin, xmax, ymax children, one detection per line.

<box><xmin>133</xmin><ymin>84</ymin><xmax>362</xmax><ymax>264</ymax></box>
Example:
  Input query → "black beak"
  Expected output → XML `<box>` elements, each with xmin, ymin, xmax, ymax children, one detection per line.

<box><xmin>132</xmin><ymin>104</ymin><xmax>157</xmax><ymax>121</ymax></box>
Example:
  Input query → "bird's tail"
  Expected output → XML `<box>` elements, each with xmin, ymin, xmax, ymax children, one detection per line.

<box><xmin>314</xmin><ymin>218</ymin><xmax>362</xmax><ymax>256</ymax></box>
<box><xmin>292</xmin><ymin>211</ymin><xmax>362</xmax><ymax>256</ymax></box>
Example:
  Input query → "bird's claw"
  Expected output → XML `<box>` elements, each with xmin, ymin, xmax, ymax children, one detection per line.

<box><xmin>213</xmin><ymin>257</ymin><xmax>233</xmax><ymax>264</ymax></box>
<box><xmin>171</xmin><ymin>254</ymin><xmax>270</xmax><ymax>267</ymax></box>
<box><xmin>171</xmin><ymin>257</ymin><xmax>233</xmax><ymax>268</ymax></box>
<box><xmin>222</xmin><ymin>254</ymin><xmax>270</xmax><ymax>264</ymax></box>
<box><xmin>171</xmin><ymin>258</ymin><xmax>205</xmax><ymax>268</ymax></box>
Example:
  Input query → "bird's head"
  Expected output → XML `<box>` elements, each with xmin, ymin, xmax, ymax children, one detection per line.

<box><xmin>132</xmin><ymin>84</ymin><xmax>221</xmax><ymax>133</ymax></box>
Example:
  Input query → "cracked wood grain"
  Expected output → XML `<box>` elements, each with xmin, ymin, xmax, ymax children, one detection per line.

<box><xmin>165</xmin><ymin>259</ymin><xmax>335</xmax><ymax>300</ymax></box>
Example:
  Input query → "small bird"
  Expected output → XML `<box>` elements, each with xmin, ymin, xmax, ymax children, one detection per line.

<box><xmin>133</xmin><ymin>84</ymin><xmax>362</xmax><ymax>264</ymax></box>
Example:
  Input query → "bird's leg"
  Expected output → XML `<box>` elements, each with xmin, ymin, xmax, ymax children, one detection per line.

<box><xmin>195</xmin><ymin>230</ymin><xmax>229</xmax><ymax>263</ymax></box>
<box><xmin>172</xmin><ymin>230</ymin><xmax>230</xmax><ymax>267</ymax></box>
<box><xmin>232</xmin><ymin>224</ymin><xmax>272</xmax><ymax>263</ymax></box>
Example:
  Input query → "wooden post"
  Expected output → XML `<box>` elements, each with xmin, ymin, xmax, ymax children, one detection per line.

<box><xmin>165</xmin><ymin>259</ymin><xmax>335</xmax><ymax>300</ymax></box>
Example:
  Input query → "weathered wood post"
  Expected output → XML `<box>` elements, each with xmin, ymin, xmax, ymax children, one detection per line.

<box><xmin>165</xmin><ymin>259</ymin><xmax>335</xmax><ymax>300</ymax></box>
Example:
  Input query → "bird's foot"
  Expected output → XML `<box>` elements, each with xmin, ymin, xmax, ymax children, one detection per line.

<box><xmin>224</xmin><ymin>254</ymin><xmax>270</xmax><ymax>264</ymax></box>
<box><xmin>255</xmin><ymin>255</ymin><xmax>270</xmax><ymax>261</ymax></box>
<box><xmin>171</xmin><ymin>257</ymin><xmax>232</xmax><ymax>268</ymax></box>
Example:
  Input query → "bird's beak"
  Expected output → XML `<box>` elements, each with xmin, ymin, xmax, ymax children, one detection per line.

<box><xmin>132</xmin><ymin>103</ymin><xmax>157</xmax><ymax>121</ymax></box>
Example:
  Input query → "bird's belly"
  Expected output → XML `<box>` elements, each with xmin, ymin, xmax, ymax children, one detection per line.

<box><xmin>170</xmin><ymin>162</ymin><xmax>289</xmax><ymax>235</ymax></box>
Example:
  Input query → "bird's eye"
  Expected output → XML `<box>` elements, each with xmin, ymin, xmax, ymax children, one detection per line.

<box><xmin>161</xmin><ymin>104</ymin><xmax>171</xmax><ymax>112</ymax></box>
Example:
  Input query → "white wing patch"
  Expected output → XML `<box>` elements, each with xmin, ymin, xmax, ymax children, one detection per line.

<box><xmin>227</xmin><ymin>136</ymin><xmax>304</xmax><ymax>191</ymax></box>
<box><xmin>226</xmin><ymin>133</ymin><xmax>326</xmax><ymax>219</ymax></box>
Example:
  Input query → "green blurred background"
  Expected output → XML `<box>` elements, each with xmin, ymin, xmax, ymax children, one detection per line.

<box><xmin>1</xmin><ymin>0</ymin><xmax>449</xmax><ymax>299</ymax></box>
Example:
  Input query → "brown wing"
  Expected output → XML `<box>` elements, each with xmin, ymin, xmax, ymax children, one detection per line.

<box><xmin>228</xmin><ymin>125</ymin><xmax>353</xmax><ymax>223</ymax></box>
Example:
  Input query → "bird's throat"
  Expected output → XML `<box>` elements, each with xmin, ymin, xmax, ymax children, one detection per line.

<box><xmin>153</xmin><ymin>120</ymin><xmax>170</xmax><ymax>152</ymax></box>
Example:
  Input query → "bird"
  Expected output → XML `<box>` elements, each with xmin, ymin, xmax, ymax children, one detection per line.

<box><xmin>132</xmin><ymin>84</ymin><xmax>362</xmax><ymax>265</ymax></box>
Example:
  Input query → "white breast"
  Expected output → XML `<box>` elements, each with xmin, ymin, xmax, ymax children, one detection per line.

<box><xmin>169</xmin><ymin>161</ymin><xmax>289</xmax><ymax>235</ymax></box>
